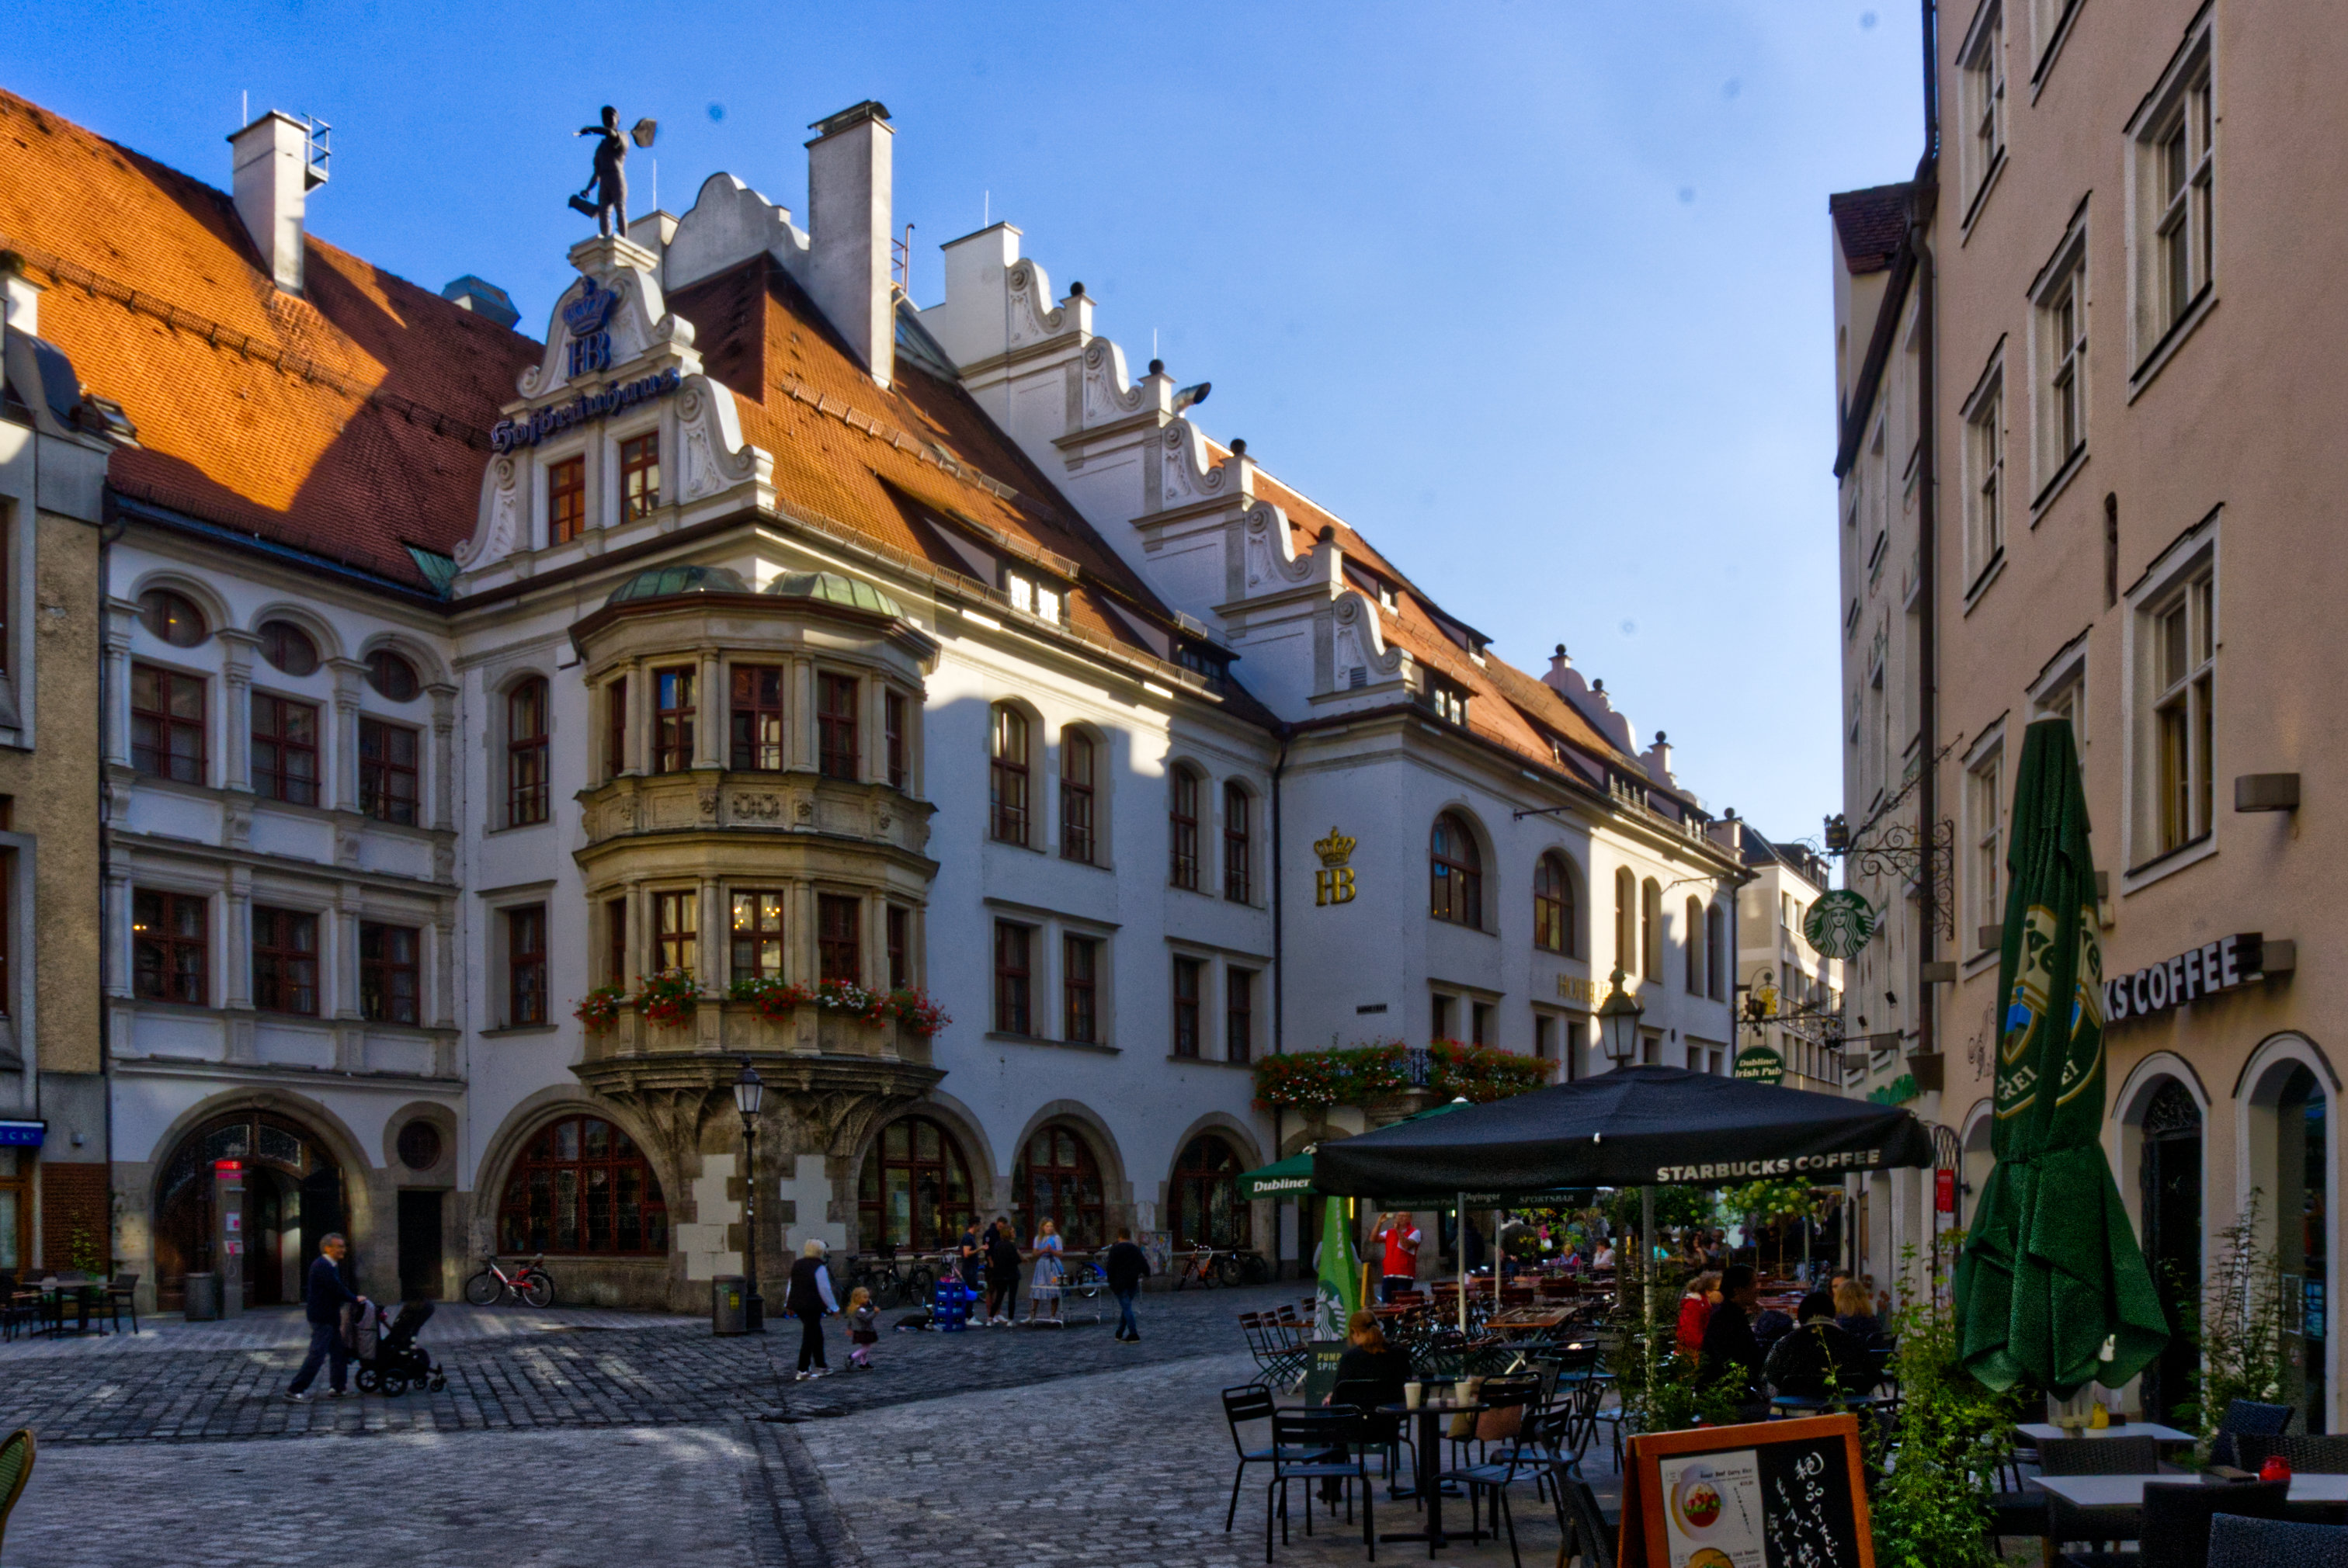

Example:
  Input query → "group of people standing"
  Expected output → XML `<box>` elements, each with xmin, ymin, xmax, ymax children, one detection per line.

<box><xmin>954</xmin><ymin>1216</ymin><xmax>1069</xmax><ymax>1327</ymax></box>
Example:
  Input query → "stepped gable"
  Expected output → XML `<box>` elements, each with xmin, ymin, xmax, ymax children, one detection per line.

<box><xmin>0</xmin><ymin>89</ymin><xmax>542</xmax><ymax>591</ymax></box>
<box><xmin>668</xmin><ymin>256</ymin><xmax>1185</xmax><ymax>657</ymax></box>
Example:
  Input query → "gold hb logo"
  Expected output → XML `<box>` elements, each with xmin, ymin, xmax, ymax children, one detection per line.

<box><xmin>1314</xmin><ymin>826</ymin><xmax>1357</xmax><ymax>906</ymax></box>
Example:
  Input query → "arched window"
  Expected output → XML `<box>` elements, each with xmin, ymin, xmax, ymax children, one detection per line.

<box><xmin>1533</xmin><ymin>852</ymin><xmax>1573</xmax><ymax>954</ymax></box>
<box><xmin>858</xmin><ymin>1115</ymin><xmax>975</xmax><ymax>1253</ymax></box>
<box><xmin>1059</xmin><ymin>727</ymin><xmax>1096</xmax><ymax>865</ymax></box>
<box><xmin>1223</xmin><ymin>781</ymin><xmax>1252</xmax><ymax>902</ymax></box>
<box><xmin>137</xmin><ymin>588</ymin><xmax>208</xmax><ymax>647</ymax></box>
<box><xmin>1169</xmin><ymin>766</ymin><xmax>1201</xmax><ymax>890</ymax></box>
<box><xmin>506</xmin><ymin>678</ymin><xmax>550</xmax><ymax>827</ymax></box>
<box><xmin>258</xmin><ymin>619</ymin><xmax>318</xmax><ymax>676</ymax></box>
<box><xmin>1429</xmin><ymin>812</ymin><xmax>1483</xmax><ymax>928</ymax></box>
<box><xmin>1641</xmin><ymin>878</ymin><xmax>1662</xmax><ymax>981</ymax></box>
<box><xmin>989</xmin><ymin>704</ymin><xmax>1030</xmax><ymax>845</ymax></box>
<box><xmin>1170</xmin><ymin>1133</ymin><xmax>1252</xmax><ymax>1250</ymax></box>
<box><xmin>1613</xmin><ymin>869</ymin><xmax>1636</xmax><ymax>973</ymax></box>
<box><xmin>1016</xmin><ymin>1125</ymin><xmax>1104</xmax><ymax>1248</ymax></box>
<box><xmin>498</xmin><ymin>1115</ymin><xmax>668</xmax><ymax>1255</ymax></box>
<box><xmin>365</xmin><ymin>648</ymin><xmax>419</xmax><ymax>702</ymax></box>
<box><xmin>1685</xmin><ymin>897</ymin><xmax>1705</xmax><ymax>992</ymax></box>
<box><xmin>1705</xmin><ymin>903</ymin><xmax>1727</xmax><ymax>999</ymax></box>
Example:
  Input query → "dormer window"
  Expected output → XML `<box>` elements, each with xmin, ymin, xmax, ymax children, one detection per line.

<box><xmin>1004</xmin><ymin>570</ymin><xmax>1063</xmax><ymax>624</ymax></box>
<box><xmin>1424</xmin><ymin>675</ymin><xmax>1470</xmax><ymax>727</ymax></box>
<box><xmin>1175</xmin><ymin>644</ymin><xmax>1229</xmax><ymax>692</ymax></box>
<box><xmin>620</xmin><ymin>432</ymin><xmax>660</xmax><ymax>520</ymax></box>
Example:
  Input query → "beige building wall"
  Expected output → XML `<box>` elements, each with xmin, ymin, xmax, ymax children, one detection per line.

<box><xmin>1840</xmin><ymin>0</ymin><xmax>2348</xmax><ymax>1430</ymax></box>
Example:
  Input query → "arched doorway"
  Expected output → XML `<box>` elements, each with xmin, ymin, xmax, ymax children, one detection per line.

<box><xmin>2277</xmin><ymin>1066</ymin><xmax>2329</xmax><ymax>1434</ymax></box>
<box><xmin>153</xmin><ymin>1109</ymin><xmax>344</xmax><ymax>1310</ymax></box>
<box><xmin>1015</xmin><ymin>1126</ymin><xmax>1103</xmax><ymax>1248</ymax></box>
<box><xmin>2136</xmin><ymin>1078</ymin><xmax>2203</xmax><ymax>1424</ymax></box>
<box><xmin>1169</xmin><ymin>1134</ymin><xmax>1251</xmax><ymax>1251</ymax></box>
<box><xmin>859</xmin><ymin>1115</ymin><xmax>975</xmax><ymax>1253</ymax></box>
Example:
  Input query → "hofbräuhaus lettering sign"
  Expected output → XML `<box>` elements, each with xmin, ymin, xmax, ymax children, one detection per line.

<box><xmin>2102</xmin><ymin>931</ymin><xmax>2271</xmax><ymax>1025</ymax></box>
<box><xmin>491</xmin><ymin>366</ymin><xmax>681</xmax><ymax>453</ymax></box>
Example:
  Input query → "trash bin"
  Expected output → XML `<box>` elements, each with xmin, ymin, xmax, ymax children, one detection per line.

<box><xmin>712</xmin><ymin>1275</ymin><xmax>749</xmax><ymax>1336</ymax></box>
<box><xmin>182</xmin><ymin>1271</ymin><xmax>219</xmax><ymax>1322</ymax></box>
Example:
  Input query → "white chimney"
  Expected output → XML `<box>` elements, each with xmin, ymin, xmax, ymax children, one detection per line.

<box><xmin>230</xmin><ymin>110</ymin><xmax>325</xmax><ymax>294</ymax></box>
<box><xmin>2</xmin><ymin>258</ymin><xmax>38</xmax><ymax>337</ymax></box>
<box><xmin>804</xmin><ymin>101</ymin><xmax>894</xmax><ymax>388</ymax></box>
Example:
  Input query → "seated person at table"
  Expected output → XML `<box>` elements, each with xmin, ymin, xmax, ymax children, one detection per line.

<box><xmin>1833</xmin><ymin>1278</ymin><xmax>1887</xmax><ymax>1344</ymax></box>
<box><xmin>1675</xmin><ymin>1270</ymin><xmax>1721</xmax><ymax>1355</ymax></box>
<box><xmin>1751</xmin><ymin>1297</ymin><xmax>1797</xmax><ymax>1357</ymax></box>
<box><xmin>1698</xmin><ymin>1265</ymin><xmax>1766</xmax><ymax>1403</ymax></box>
<box><xmin>1765</xmin><ymin>1291</ymin><xmax>1874</xmax><ymax>1401</ymax></box>
<box><xmin>1325</xmin><ymin>1310</ymin><xmax>1414</xmax><ymax>1409</ymax></box>
<box><xmin>1592</xmin><ymin>1240</ymin><xmax>1615</xmax><ymax>1271</ymax></box>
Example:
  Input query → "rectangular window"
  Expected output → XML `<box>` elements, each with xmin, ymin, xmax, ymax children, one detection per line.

<box><xmin>620</xmin><ymin>432</ymin><xmax>660</xmax><ymax>519</ymax></box>
<box><xmin>1959</xmin><ymin>3</ymin><xmax>2005</xmax><ymax>212</ymax></box>
<box><xmin>130</xmin><ymin>663</ymin><xmax>207</xmax><ymax>784</ymax></box>
<box><xmin>1226</xmin><ymin>967</ymin><xmax>1255</xmax><ymax>1064</ymax></box>
<box><xmin>359</xmin><ymin>718</ymin><xmax>420</xmax><ymax>825</ymax></box>
<box><xmin>252</xmin><ymin>695</ymin><xmax>320</xmax><ymax>807</ymax></box>
<box><xmin>818</xmin><ymin>893</ymin><xmax>861</xmax><ymax>983</ymax></box>
<box><xmin>886</xmin><ymin>904</ymin><xmax>909</xmax><ymax>990</ymax></box>
<box><xmin>605</xmin><ymin>677</ymin><xmax>628</xmax><ymax>780</ymax></box>
<box><xmin>606</xmin><ymin>897</ymin><xmax>628</xmax><ymax>987</ymax></box>
<box><xmin>507</xmin><ymin>905</ymin><xmax>547</xmax><ymax>1025</ymax></box>
<box><xmin>359</xmin><ymin>921</ymin><xmax>420</xmax><ymax>1025</ymax></box>
<box><xmin>132</xmin><ymin>888</ymin><xmax>207</xmax><ymax>1004</ymax></box>
<box><xmin>2152</xmin><ymin>570</ymin><xmax>2216</xmax><ymax>855</ymax></box>
<box><xmin>1061</xmin><ymin>729</ymin><xmax>1096</xmax><ymax>865</ymax></box>
<box><xmin>652</xmin><ymin>667</ymin><xmax>696</xmax><ymax>775</ymax></box>
<box><xmin>506</xmin><ymin>680</ymin><xmax>550</xmax><ymax>827</ymax></box>
<box><xmin>728</xmin><ymin>665</ymin><xmax>783</xmax><ymax>772</ymax></box>
<box><xmin>1169</xmin><ymin>769</ymin><xmax>1200</xmax><ymax>890</ymax></box>
<box><xmin>884</xmin><ymin>690</ymin><xmax>908</xmax><ymax>791</ymax></box>
<box><xmin>1172</xmin><ymin>956</ymin><xmax>1203</xmax><ymax>1058</ymax></box>
<box><xmin>1432</xmin><ymin>993</ymin><xmax>1455</xmax><ymax>1042</ymax></box>
<box><xmin>1063</xmin><ymin>934</ymin><xmax>1098</xmax><ymax>1044</ymax></box>
<box><xmin>654</xmin><ymin>890</ymin><xmax>698</xmax><ymax>977</ymax></box>
<box><xmin>990</xmin><ymin>706</ymin><xmax>1030</xmax><ymax>845</ymax></box>
<box><xmin>1534</xmin><ymin>1014</ymin><xmax>1555</xmax><ymax>1063</ymax></box>
<box><xmin>817</xmin><ymin>673</ymin><xmax>860</xmax><ymax>780</ymax></box>
<box><xmin>730</xmin><ymin>890</ymin><xmax>784</xmax><ymax>980</ymax></box>
<box><xmin>548</xmin><ymin>455</ymin><xmax>587</xmax><ymax>545</ymax></box>
<box><xmin>2133</xmin><ymin>36</ymin><xmax>2215</xmax><ymax>359</ymax></box>
<box><xmin>1471</xmin><ymin>1001</ymin><xmax>1492</xmax><ymax>1047</ymax></box>
<box><xmin>1222</xmin><ymin>782</ymin><xmax>1251</xmax><ymax>902</ymax></box>
<box><xmin>1966</xmin><ymin>377</ymin><xmax>2003</xmax><ymax>585</ymax></box>
<box><xmin>1970</xmin><ymin>748</ymin><xmax>2003</xmax><ymax>948</ymax></box>
<box><xmin>2033</xmin><ymin>236</ymin><xmax>2090</xmax><ymax>486</ymax></box>
<box><xmin>252</xmin><ymin>906</ymin><xmax>319</xmax><ymax>1016</ymax></box>
<box><xmin>993</xmin><ymin>920</ymin><xmax>1032</xmax><ymax>1034</ymax></box>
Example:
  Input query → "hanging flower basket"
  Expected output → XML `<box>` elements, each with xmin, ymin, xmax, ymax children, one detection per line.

<box><xmin>634</xmin><ymin>969</ymin><xmax>700</xmax><ymax>1029</ymax></box>
<box><xmin>887</xmin><ymin>987</ymin><xmax>951</xmax><ymax>1039</ymax></box>
<box><xmin>1252</xmin><ymin>1038</ymin><xmax>1552</xmax><ymax>1109</ymax></box>
<box><xmin>728</xmin><ymin>976</ymin><xmax>812</xmax><ymax>1022</ymax></box>
<box><xmin>574</xmin><ymin>985</ymin><xmax>628</xmax><ymax>1032</ymax></box>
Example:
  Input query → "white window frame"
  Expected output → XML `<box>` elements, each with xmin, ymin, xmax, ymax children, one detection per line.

<box><xmin>2121</xmin><ymin>514</ymin><xmax>2220</xmax><ymax>888</ymax></box>
<box><xmin>2027</xmin><ymin>0</ymin><xmax>2085</xmax><ymax>99</ymax></box>
<box><xmin>2029</xmin><ymin>633</ymin><xmax>2089</xmax><ymax>756</ymax></box>
<box><xmin>1964</xmin><ymin>727</ymin><xmax>2006</xmax><ymax>958</ymax></box>
<box><xmin>1957</xmin><ymin>0</ymin><xmax>2007</xmax><ymax>226</ymax></box>
<box><xmin>1960</xmin><ymin>349</ymin><xmax>2006</xmax><ymax>599</ymax></box>
<box><xmin>2125</xmin><ymin>9</ymin><xmax>2217</xmax><ymax>394</ymax></box>
<box><xmin>2027</xmin><ymin>210</ymin><xmax>2091</xmax><ymax>508</ymax></box>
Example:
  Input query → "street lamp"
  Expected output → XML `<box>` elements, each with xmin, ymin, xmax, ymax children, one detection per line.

<box><xmin>733</xmin><ymin>1058</ymin><xmax>766</xmax><ymax>1333</ymax></box>
<box><xmin>1597</xmin><ymin>965</ymin><xmax>1645</xmax><ymax>1069</ymax></box>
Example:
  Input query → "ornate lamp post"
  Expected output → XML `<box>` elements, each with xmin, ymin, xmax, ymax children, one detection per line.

<box><xmin>1597</xmin><ymin>965</ymin><xmax>1645</xmax><ymax>1069</ymax></box>
<box><xmin>733</xmin><ymin>1058</ymin><xmax>766</xmax><ymax>1333</ymax></box>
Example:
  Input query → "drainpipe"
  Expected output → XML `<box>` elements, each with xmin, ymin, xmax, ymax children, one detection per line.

<box><xmin>1912</xmin><ymin>0</ymin><xmax>1943</xmax><ymax>1294</ymax></box>
<box><xmin>1270</xmin><ymin>725</ymin><xmax>1290</xmax><ymax>1275</ymax></box>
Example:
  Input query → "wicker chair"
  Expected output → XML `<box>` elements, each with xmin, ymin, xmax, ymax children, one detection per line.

<box><xmin>2207</xmin><ymin>1513</ymin><xmax>2348</xmax><ymax>1567</ymax></box>
<box><xmin>0</xmin><ymin>1428</ymin><xmax>33</xmax><ymax>1559</ymax></box>
<box><xmin>2211</xmin><ymin>1399</ymin><xmax>2296</xmax><ymax>1468</ymax></box>
<box><xmin>2058</xmin><ymin>1479</ymin><xmax>2288</xmax><ymax>1568</ymax></box>
<box><xmin>2041</xmin><ymin>1434</ymin><xmax>2162</xmax><ymax>1554</ymax></box>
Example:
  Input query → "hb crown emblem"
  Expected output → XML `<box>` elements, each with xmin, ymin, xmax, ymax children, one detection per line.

<box><xmin>1313</xmin><ymin>827</ymin><xmax>1357</xmax><ymax>907</ymax></box>
<box><xmin>564</xmin><ymin>278</ymin><xmax>621</xmax><ymax>378</ymax></box>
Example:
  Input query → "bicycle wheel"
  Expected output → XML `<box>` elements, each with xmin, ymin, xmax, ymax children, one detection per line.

<box><xmin>520</xmin><ymin>1268</ymin><xmax>555</xmax><ymax>1307</ymax></box>
<box><xmin>903</xmin><ymin>1265</ymin><xmax>936</xmax><ymax>1306</ymax></box>
<box><xmin>463</xmin><ymin>1270</ymin><xmax>502</xmax><ymax>1306</ymax></box>
<box><xmin>1238</xmin><ymin>1252</ymin><xmax>1270</xmax><ymax>1285</ymax></box>
<box><xmin>1213</xmin><ymin>1254</ymin><xmax>1241</xmax><ymax>1287</ymax></box>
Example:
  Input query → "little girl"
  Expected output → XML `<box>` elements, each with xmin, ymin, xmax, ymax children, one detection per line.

<box><xmin>846</xmin><ymin>1285</ymin><xmax>880</xmax><ymax>1369</ymax></box>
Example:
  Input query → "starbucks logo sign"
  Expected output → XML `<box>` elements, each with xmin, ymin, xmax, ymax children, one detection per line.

<box><xmin>1803</xmin><ymin>890</ymin><xmax>1877</xmax><ymax>960</ymax></box>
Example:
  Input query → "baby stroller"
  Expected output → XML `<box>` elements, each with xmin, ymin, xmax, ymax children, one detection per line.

<box><xmin>352</xmin><ymin>1300</ymin><xmax>447</xmax><ymax>1396</ymax></box>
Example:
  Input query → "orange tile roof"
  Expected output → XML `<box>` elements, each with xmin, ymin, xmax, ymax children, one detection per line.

<box><xmin>0</xmin><ymin>90</ymin><xmax>544</xmax><ymax>590</ymax></box>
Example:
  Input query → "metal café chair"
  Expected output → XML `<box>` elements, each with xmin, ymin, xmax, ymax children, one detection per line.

<box><xmin>1436</xmin><ymin>1385</ymin><xmax>1547</xmax><ymax>1568</ymax></box>
<box><xmin>1264</xmin><ymin>1410</ymin><xmax>1374</xmax><ymax>1563</ymax></box>
<box><xmin>1223</xmin><ymin>1383</ymin><xmax>1283</xmax><ymax>1532</ymax></box>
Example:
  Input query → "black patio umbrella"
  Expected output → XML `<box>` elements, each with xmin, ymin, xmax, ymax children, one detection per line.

<box><xmin>1310</xmin><ymin>1066</ymin><xmax>1935</xmax><ymax>1199</ymax></box>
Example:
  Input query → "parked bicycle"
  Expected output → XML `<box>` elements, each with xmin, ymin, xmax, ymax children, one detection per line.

<box><xmin>1061</xmin><ymin>1257</ymin><xmax>1111</xmax><ymax>1301</ymax></box>
<box><xmin>846</xmin><ymin>1244</ymin><xmax>936</xmax><ymax>1309</ymax></box>
<box><xmin>1171</xmin><ymin>1244</ymin><xmax>1271</xmax><ymax>1289</ymax></box>
<box><xmin>464</xmin><ymin>1254</ymin><xmax>555</xmax><ymax>1307</ymax></box>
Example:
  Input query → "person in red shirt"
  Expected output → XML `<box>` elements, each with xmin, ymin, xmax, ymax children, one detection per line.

<box><xmin>1676</xmin><ymin>1268</ymin><xmax>1721</xmax><ymax>1357</ymax></box>
<box><xmin>1370</xmin><ymin>1212</ymin><xmax>1422</xmax><ymax>1303</ymax></box>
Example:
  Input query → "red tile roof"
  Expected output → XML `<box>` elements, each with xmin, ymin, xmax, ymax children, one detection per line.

<box><xmin>0</xmin><ymin>90</ymin><xmax>544</xmax><ymax>590</ymax></box>
<box><xmin>1829</xmin><ymin>182</ymin><xmax>1913</xmax><ymax>276</ymax></box>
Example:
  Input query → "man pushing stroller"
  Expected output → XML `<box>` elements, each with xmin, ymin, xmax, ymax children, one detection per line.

<box><xmin>286</xmin><ymin>1232</ymin><xmax>366</xmax><ymax>1401</ymax></box>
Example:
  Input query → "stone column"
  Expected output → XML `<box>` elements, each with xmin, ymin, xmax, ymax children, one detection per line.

<box><xmin>625</xmin><ymin>657</ymin><xmax>647</xmax><ymax>775</ymax></box>
<box><xmin>694</xmin><ymin>650</ymin><xmax>724</xmax><ymax>770</ymax></box>
<box><xmin>429</xmin><ymin>685</ymin><xmax>457</xmax><ymax>831</ymax></box>
<box><xmin>790</xmin><ymin>657</ymin><xmax>815</xmax><ymax>772</ymax></box>
<box><xmin>102</xmin><ymin>619</ymin><xmax>133</xmax><ymax>768</ymax></box>
<box><xmin>328</xmin><ymin>660</ymin><xmax>363</xmax><ymax>813</ymax></box>
<box><xmin>862</xmin><ymin>674</ymin><xmax>884</xmax><ymax>786</ymax></box>
<box><xmin>218</xmin><ymin>630</ymin><xmax>257</xmax><ymax>792</ymax></box>
<box><xmin>794</xmin><ymin>882</ymin><xmax>818</xmax><ymax>985</ymax></box>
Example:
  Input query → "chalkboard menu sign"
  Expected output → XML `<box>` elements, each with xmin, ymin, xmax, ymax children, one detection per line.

<box><xmin>1623</xmin><ymin>1414</ymin><xmax>1873</xmax><ymax>1568</ymax></box>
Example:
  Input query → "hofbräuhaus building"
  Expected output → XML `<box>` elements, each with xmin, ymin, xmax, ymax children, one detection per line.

<box><xmin>2</xmin><ymin>89</ymin><xmax>1745</xmax><ymax>1311</ymax></box>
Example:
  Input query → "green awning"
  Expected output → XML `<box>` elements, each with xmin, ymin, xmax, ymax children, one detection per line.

<box><xmin>1239</xmin><ymin>1149</ymin><xmax>1320</xmax><ymax>1201</ymax></box>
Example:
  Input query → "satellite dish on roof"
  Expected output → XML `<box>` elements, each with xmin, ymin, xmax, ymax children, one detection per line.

<box><xmin>630</xmin><ymin>118</ymin><xmax>658</xmax><ymax>148</ymax></box>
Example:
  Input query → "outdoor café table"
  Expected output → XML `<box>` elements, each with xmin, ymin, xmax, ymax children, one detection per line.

<box><xmin>1377</xmin><ymin>1397</ymin><xmax>1489</xmax><ymax>1548</ymax></box>
<box><xmin>2032</xmin><ymin>1473</ymin><xmax>2348</xmax><ymax>1507</ymax></box>
<box><xmin>35</xmin><ymin>1280</ymin><xmax>99</xmax><ymax>1337</ymax></box>
<box><xmin>2016</xmin><ymin>1421</ymin><xmax>2198</xmax><ymax>1446</ymax></box>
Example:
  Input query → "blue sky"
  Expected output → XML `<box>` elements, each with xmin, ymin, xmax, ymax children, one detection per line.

<box><xmin>9</xmin><ymin>1</ymin><xmax>1921</xmax><ymax>845</ymax></box>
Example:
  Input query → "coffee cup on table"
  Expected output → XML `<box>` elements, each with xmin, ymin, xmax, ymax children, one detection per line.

<box><xmin>1404</xmin><ymin>1382</ymin><xmax>1423</xmax><ymax>1410</ymax></box>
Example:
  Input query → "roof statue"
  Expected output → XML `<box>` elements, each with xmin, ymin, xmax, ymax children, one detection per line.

<box><xmin>568</xmin><ymin>107</ymin><xmax>657</xmax><ymax>236</ymax></box>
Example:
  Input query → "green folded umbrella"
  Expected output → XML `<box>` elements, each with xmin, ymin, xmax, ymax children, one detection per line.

<box><xmin>1957</xmin><ymin>720</ymin><xmax>2169</xmax><ymax>1396</ymax></box>
<box><xmin>1315</xmin><ymin>1195</ymin><xmax>1360</xmax><ymax>1339</ymax></box>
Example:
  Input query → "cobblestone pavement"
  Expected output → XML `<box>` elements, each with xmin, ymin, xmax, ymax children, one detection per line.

<box><xmin>801</xmin><ymin>1349</ymin><xmax>1575</xmax><ymax>1566</ymax></box>
<box><xmin>0</xmin><ymin>1301</ymin><xmax>701</xmax><ymax>1358</ymax></box>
